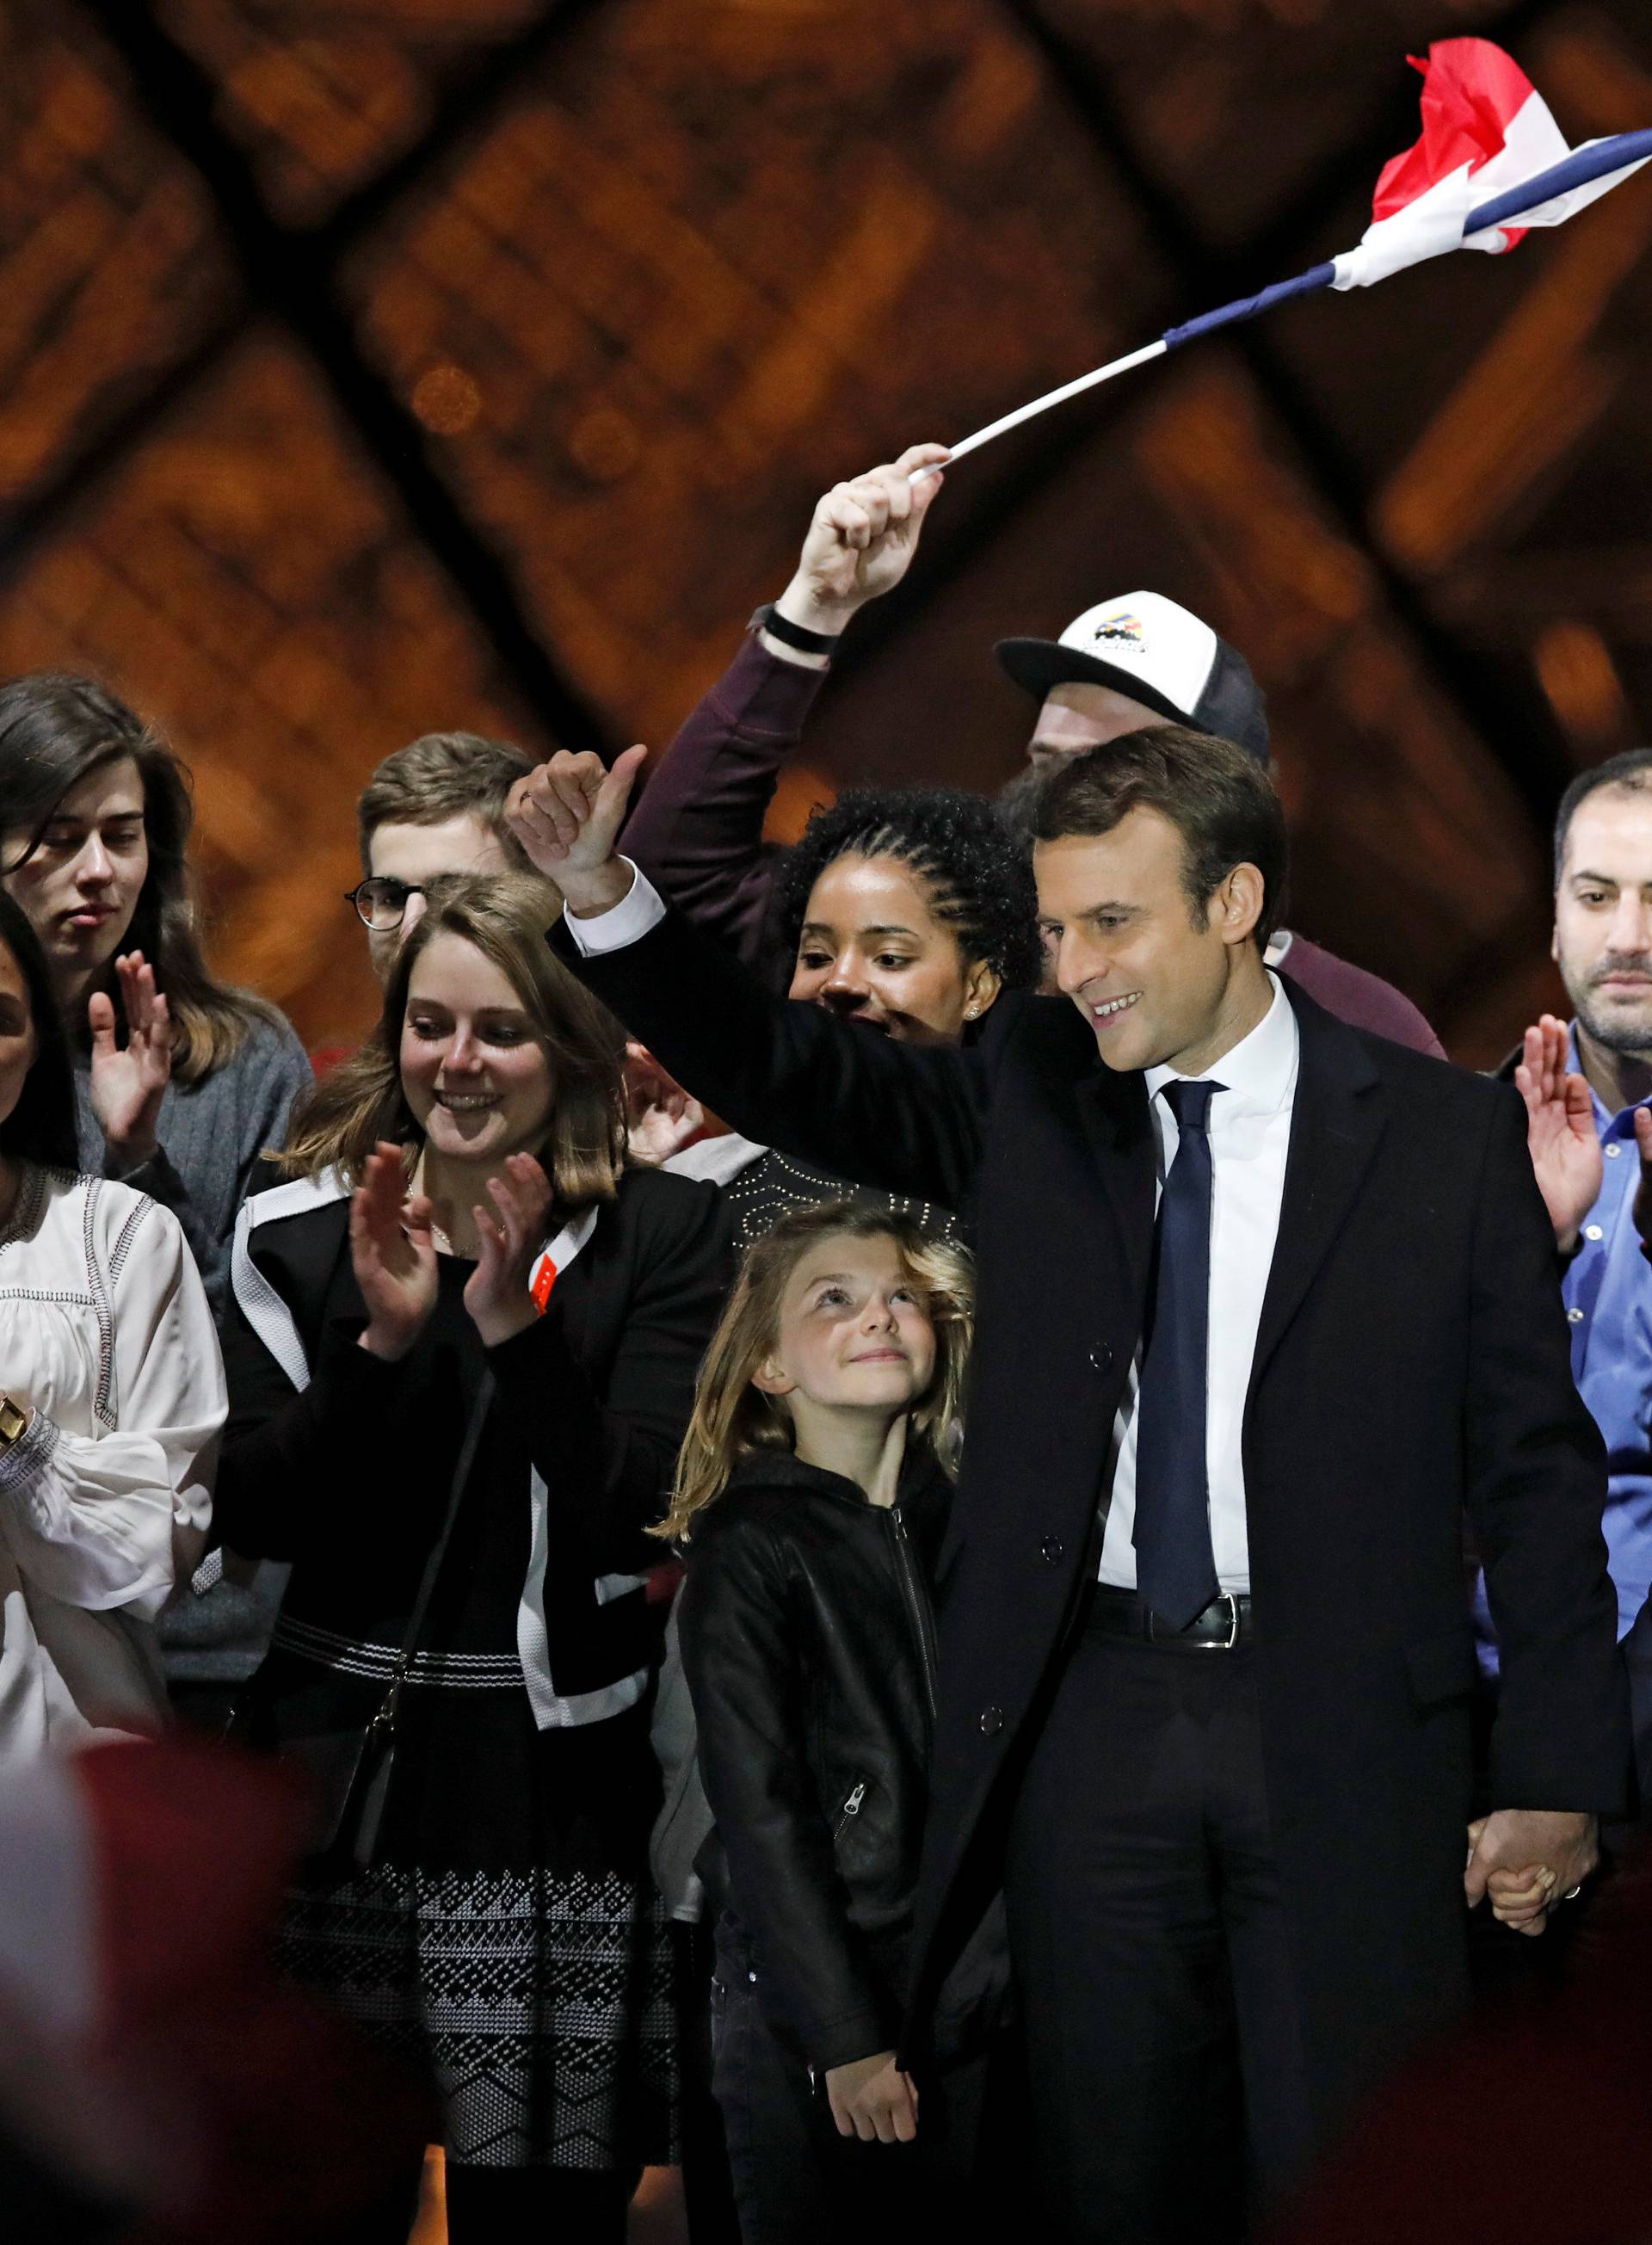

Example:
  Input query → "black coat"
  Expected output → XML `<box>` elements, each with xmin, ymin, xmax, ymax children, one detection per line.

<box><xmin>217</xmin><ymin>1163</ymin><xmax>732</xmax><ymax>1724</ymax></box>
<box><xmin>556</xmin><ymin>902</ymin><xmax>1630</xmax><ymax>2139</ymax></box>
<box><xmin>679</xmin><ymin>1444</ymin><xmax>947</xmax><ymax>2072</ymax></box>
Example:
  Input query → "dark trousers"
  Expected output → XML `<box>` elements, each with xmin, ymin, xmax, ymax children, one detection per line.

<box><xmin>672</xmin><ymin>1919</ymin><xmax>741</xmax><ymax>2244</ymax></box>
<box><xmin>1003</xmin><ymin>1619</ymin><xmax>1316</xmax><ymax>2244</ymax></box>
<box><xmin>710</xmin><ymin>1931</ymin><xmax>980</xmax><ymax>2245</ymax></box>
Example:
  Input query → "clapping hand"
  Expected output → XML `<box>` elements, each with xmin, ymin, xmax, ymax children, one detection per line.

<box><xmin>465</xmin><ymin>1152</ymin><xmax>554</xmax><ymax>1348</ymax></box>
<box><xmin>88</xmin><ymin>953</ymin><xmax>172</xmax><ymax>1167</ymax></box>
<box><xmin>1513</xmin><ymin>1015</ymin><xmax>1600</xmax><ymax>1252</ymax></box>
<box><xmin>624</xmin><ymin>1042</ymin><xmax>705</xmax><ymax>1165</ymax></box>
<box><xmin>351</xmin><ymin>1143</ymin><xmax>437</xmax><ymax>1361</ymax></box>
<box><xmin>507</xmin><ymin>744</ymin><xmax>648</xmax><ymax>913</ymax></box>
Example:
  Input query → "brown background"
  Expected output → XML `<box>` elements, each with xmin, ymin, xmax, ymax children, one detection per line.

<box><xmin>3</xmin><ymin>0</ymin><xmax>1649</xmax><ymax>1060</ymax></box>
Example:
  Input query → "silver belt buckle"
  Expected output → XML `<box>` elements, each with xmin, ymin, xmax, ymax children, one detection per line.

<box><xmin>1199</xmin><ymin>1591</ymin><xmax>1241</xmax><ymax>1650</ymax></box>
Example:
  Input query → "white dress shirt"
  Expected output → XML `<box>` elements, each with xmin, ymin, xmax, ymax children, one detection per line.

<box><xmin>564</xmin><ymin>860</ymin><xmax>668</xmax><ymax>956</ymax></box>
<box><xmin>1098</xmin><ymin>974</ymin><xmax>1299</xmax><ymax>1594</ymax></box>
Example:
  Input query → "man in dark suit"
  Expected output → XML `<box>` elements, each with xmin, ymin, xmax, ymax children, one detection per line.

<box><xmin>510</xmin><ymin>726</ymin><xmax>1628</xmax><ymax>2240</ymax></box>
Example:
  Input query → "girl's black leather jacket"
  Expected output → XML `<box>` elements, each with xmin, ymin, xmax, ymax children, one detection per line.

<box><xmin>678</xmin><ymin>1441</ymin><xmax>949</xmax><ymax>2073</ymax></box>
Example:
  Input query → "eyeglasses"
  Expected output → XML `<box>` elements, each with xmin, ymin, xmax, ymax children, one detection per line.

<box><xmin>344</xmin><ymin>877</ymin><xmax>428</xmax><ymax>932</ymax></box>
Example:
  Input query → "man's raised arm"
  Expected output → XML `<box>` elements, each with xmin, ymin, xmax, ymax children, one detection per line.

<box><xmin>509</xmin><ymin>746</ymin><xmax>989</xmax><ymax>1212</ymax></box>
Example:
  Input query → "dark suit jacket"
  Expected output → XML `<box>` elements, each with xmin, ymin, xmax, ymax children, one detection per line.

<box><xmin>217</xmin><ymin>1163</ymin><xmax>731</xmax><ymax>1696</ymax></box>
<box><xmin>554</xmin><ymin>901</ymin><xmax>1627</xmax><ymax>2137</ymax></box>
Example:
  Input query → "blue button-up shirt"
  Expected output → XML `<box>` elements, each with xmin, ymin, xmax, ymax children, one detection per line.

<box><xmin>1476</xmin><ymin>1030</ymin><xmax>1652</xmax><ymax>1671</ymax></box>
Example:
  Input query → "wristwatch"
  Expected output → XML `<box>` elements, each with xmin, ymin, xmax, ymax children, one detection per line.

<box><xmin>749</xmin><ymin>602</ymin><xmax>841</xmax><ymax>656</ymax></box>
<box><xmin>0</xmin><ymin>1396</ymin><xmax>28</xmax><ymax>1452</ymax></box>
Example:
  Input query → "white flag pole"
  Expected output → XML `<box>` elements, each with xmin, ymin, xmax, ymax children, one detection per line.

<box><xmin>935</xmin><ymin>341</ymin><xmax>1169</xmax><ymax>469</ymax></box>
<box><xmin>915</xmin><ymin>124</ymin><xmax>1652</xmax><ymax>480</ymax></box>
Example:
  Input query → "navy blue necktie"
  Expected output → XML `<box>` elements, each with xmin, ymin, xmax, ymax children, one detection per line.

<box><xmin>1133</xmin><ymin>1077</ymin><xmax>1224</xmax><ymax>1631</ymax></box>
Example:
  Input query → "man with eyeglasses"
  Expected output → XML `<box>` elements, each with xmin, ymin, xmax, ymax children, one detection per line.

<box><xmin>348</xmin><ymin>729</ymin><xmax>539</xmax><ymax>982</ymax></box>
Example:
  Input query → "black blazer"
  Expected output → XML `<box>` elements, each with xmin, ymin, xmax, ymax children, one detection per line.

<box><xmin>218</xmin><ymin>1162</ymin><xmax>732</xmax><ymax>1718</ymax></box>
<box><xmin>555</xmin><ymin>902</ymin><xmax>1630</xmax><ymax>2138</ymax></box>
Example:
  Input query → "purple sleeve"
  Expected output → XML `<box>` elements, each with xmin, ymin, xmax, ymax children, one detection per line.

<box><xmin>620</xmin><ymin>634</ymin><xmax>829</xmax><ymax>972</ymax></box>
<box><xmin>1276</xmin><ymin>935</ymin><xmax>1448</xmax><ymax>1060</ymax></box>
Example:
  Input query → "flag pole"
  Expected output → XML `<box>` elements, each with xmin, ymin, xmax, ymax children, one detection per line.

<box><xmin>928</xmin><ymin>126</ymin><xmax>1652</xmax><ymax>472</ymax></box>
<box><xmin>1466</xmin><ymin>125</ymin><xmax>1652</xmax><ymax>231</ymax></box>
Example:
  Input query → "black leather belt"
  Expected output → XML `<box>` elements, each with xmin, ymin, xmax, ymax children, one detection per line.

<box><xmin>1089</xmin><ymin>1585</ymin><xmax>1255</xmax><ymax>1651</ymax></box>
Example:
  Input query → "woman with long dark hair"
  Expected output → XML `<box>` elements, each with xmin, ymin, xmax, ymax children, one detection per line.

<box><xmin>215</xmin><ymin>873</ymin><xmax>730</xmax><ymax>2243</ymax></box>
<box><xmin>0</xmin><ymin>890</ymin><xmax>224</xmax><ymax>1761</ymax></box>
<box><xmin>0</xmin><ymin>673</ymin><xmax>312</xmax><ymax>1317</ymax></box>
<box><xmin>0</xmin><ymin>673</ymin><xmax>313</xmax><ymax>1718</ymax></box>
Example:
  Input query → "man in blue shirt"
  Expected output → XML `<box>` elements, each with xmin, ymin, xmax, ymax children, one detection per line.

<box><xmin>1508</xmin><ymin>748</ymin><xmax>1652</xmax><ymax>1804</ymax></box>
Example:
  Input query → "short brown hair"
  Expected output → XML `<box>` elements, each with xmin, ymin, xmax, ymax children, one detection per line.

<box><xmin>356</xmin><ymin>731</ymin><xmax>534</xmax><ymax>873</ymax></box>
<box><xmin>280</xmin><ymin>872</ymin><xmax>626</xmax><ymax>1204</ymax></box>
<box><xmin>1032</xmin><ymin>724</ymin><xmax>1288</xmax><ymax>949</ymax></box>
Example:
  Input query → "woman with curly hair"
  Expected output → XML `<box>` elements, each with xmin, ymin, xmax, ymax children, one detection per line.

<box><xmin>666</xmin><ymin>782</ymin><xmax>1039</xmax><ymax>1248</ymax></box>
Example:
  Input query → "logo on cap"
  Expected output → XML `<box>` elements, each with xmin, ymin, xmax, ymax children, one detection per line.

<box><xmin>1093</xmin><ymin>612</ymin><xmax>1145</xmax><ymax>651</ymax></box>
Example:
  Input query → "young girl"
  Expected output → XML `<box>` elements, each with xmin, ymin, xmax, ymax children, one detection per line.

<box><xmin>669</xmin><ymin>1202</ymin><xmax>985</xmax><ymax>2245</ymax></box>
<box><xmin>214</xmin><ymin>873</ymin><xmax>730</xmax><ymax>2243</ymax></box>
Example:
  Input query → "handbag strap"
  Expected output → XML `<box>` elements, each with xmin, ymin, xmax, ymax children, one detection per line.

<box><xmin>375</xmin><ymin>1367</ymin><xmax>496</xmax><ymax>1719</ymax></box>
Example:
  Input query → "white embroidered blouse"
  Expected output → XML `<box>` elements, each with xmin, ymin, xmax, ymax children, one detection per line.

<box><xmin>0</xmin><ymin>1165</ymin><xmax>225</xmax><ymax>1761</ymax></box>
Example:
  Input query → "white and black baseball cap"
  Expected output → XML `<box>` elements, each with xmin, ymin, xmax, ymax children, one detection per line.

<box><xmin>996</xmin><ymin>591</ymin><xmax>1269</xmax><ymax>762</ymax></box>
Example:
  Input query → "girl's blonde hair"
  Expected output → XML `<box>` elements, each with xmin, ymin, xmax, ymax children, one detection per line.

<box><xmin>656</xmin><ymin>1202</ymin><xmax>974</xmax><ymax>1544</ymax></box>
<box><xmin>280</xmin><ymin>871</ymin><xmax>626</xmax><ymax>1201</ymax></box>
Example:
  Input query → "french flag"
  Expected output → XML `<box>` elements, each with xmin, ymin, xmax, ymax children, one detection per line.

<box><xmin>922</xmin><ymin>35</ymin><xmax>1651</xmax><ymax>470</ymax></box>
<box><xmin>1333</xmin><ymin>37</ymin><xmax>1652</xmax><ymax>289</ymax></box>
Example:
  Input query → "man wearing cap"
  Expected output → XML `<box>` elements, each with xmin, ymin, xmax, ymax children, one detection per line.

<box><xmin>622</xmin><ymin>442</ymin><xmax>1446</xmax><ymax>1058</ymax></box>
